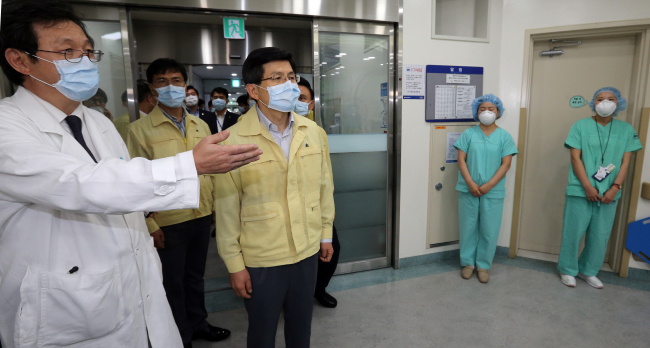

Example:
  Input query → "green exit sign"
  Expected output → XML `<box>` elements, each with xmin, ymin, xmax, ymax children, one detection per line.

<box><xmin>232</xmin><ymin>79</ymin><xmax>240</xmax><ymax>88</ymax></box>
<box><xmin>224</xmin><ymin>17</ymin><xmax>245</xmax><ymax>39</ymax></box>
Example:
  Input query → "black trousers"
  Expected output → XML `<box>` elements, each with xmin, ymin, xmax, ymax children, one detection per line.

<box><xmin>315</xmin><ymin>225</ymin><xmax>340</xmax><ymax>295</ymax></box>
<box><xmin>157</xmin><ymin>215</ymin><xmax>211</xmax><ymax>344</ymax></box>
<box><xmin>244</xmin><ymin>254</ymin><xmax>318</xmax><ymax>348</ymax></box>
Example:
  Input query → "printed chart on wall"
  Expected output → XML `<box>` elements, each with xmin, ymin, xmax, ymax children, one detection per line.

<box><xmin>403</xmin><ymin>64</ymin><xmax>425</xmax><ymax>99</ymax></box>
<box><xmin>446</xmin><ymin>132</ymin><xmax>461</xmax><ymax>163</ymax></box>
<box><xmin>425</xmin><ymin>65</ymin><xmax>484</xmax><ymax>122</ymax></box>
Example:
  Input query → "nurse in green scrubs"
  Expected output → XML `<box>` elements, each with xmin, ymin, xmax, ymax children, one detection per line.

<box><xmin>558</xmin><ymin>87</ymin><xmax>642</xmax><ymax>289</ymax></box>
<box><xmin>454</xmin><ymin>94</ymin><xmax>518</xmax><ymax>284</ymax></box>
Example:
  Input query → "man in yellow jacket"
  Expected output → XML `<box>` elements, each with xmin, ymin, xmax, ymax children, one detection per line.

<box><xmin>214</xmin><ymin>47</ymin><xmax>335</xmax><ymax>348</ymax></box>
<box><xmin>114</xmin><ymin>79</ymin><xmax>158</xmax><ymax>142</ymax></box>
<box><xmin>126</xmin><ymin>58</ymin><xmax>231</xmax><ymax>347</ymax></box>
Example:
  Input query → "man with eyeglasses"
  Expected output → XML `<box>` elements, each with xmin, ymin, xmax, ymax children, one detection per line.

<box><xmin>213</xmin><ymin>47</ymin><xmax>335</xmax><ymax>348</ymax></box>
<box><xmin>126</xmin><ymin>58</ymin><xmax>231</xmax><ymax>347</ymax></box>
<box><xmin>0</xmin><ymin>1</ymin><xmax>261</xmax><ymax>348</ymax></box>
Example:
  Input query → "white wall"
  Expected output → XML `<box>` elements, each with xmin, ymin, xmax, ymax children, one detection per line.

<box><xmin>399</xmin><ymin>0</ymin><xmax>503</xmax><ymax>259</ymax></box>
<box><xmin>399</xmin><ymin>0</ymin><xmax>650</xmax><ymax>272</ymax></box>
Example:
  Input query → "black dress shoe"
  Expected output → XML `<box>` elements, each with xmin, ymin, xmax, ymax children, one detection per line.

<box><xmin>192</xmin><ymin>324</ymin><xmax>231</xmax><ymax>342</ymax></box>
<box><xmin>314</xmin><ymin>291</ymin><xmax>338</xmax><ymax>308</ymax></box>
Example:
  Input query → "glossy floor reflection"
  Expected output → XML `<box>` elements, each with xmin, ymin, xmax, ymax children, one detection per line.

<box><xmin>195</xmin><ymin>259</ymin><xmax>650</xmax><ymax>348</ymax></box>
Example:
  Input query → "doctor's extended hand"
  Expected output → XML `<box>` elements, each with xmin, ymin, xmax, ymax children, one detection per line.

<box><xmin>584</xmin><ymin>185</ymin><xmax>602</xmax><ymax>202</ymax></box>
<box><xmin>193</xmin><ymin>130</ymin><xmax>263</xmax><ymax>175</ymax></box>
<box><xmin>468</xmin><ymin>181</ymin><xmax>482</xmax><ymax>197</ymax></box>
<box><xmin>230</xmin><ymin>269</ymin><xmax>252</xmax><ymax>299</ymax></box>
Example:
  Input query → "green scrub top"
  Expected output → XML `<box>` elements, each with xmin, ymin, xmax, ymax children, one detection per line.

<box><xmin>564</xmin><ymin>117</ymin><xmax>642</xmax><ymax>199</ymax></box>
<box><xmin>454</xmin><ymin>126</ymin><xmax>518</xmax><ymax>199</ymax></box>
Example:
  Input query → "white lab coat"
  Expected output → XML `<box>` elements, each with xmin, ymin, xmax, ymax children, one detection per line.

<box><xmin>0</xmin><ymin>87</ymin><xmax>199</xmax><ymax>348</ymax></box>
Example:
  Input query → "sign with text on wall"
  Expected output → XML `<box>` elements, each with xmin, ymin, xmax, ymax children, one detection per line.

<box><xmin>425</xmin><ymin>65</ymin><xmax>484</xmax><ymax>123</ymax></box>
<box><xmin>224</xmin><ymin>17</ymin><xmax>245</xmax><ymax>39</ymax></box>
<box><xmin>403</xmin><ymin>64</ymin><xmax>425</xmax><ymax>99</ymax></box>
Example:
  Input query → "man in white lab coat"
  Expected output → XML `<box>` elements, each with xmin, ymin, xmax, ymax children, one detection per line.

<box><xmin>0</xmin><ymin>1</ymin><xmax>262</xmax><ymax>347</ymax></box>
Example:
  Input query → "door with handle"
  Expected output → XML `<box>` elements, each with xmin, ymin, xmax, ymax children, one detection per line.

<box><xmin>427</xmin><ymin>124</ymin><xmax>475</xmax><ymax>247</ymax></box>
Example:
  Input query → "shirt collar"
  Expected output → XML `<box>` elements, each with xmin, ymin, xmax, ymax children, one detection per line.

<box><xmin>27</xmin><ymin>89</ymin><xmax>85</xmax><ymax>124</ymax></box>
<box><xmin>185</xmin><ymin>106</ymin><xmax>199</xmax><ymax>117</ymax></box>
<box><xmin>256</xmin><ymin>105</ymin><xmax>294</xmax><ymax>133</ymax></box>
<box><xmin>160</xmin><ymin>106</ymin><xmax>186</xmax><ymax>124</ymax></box>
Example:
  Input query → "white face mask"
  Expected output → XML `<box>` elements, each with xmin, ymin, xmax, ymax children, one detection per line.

<box><xmin>595</xmin><ymin>100</ymin><xmax>617</xmax><ymax>117</ymax></box>
<box><xmin>185</xmin><ymin>95</ymin><xmax>198</xmax><ymax>107</ymax></box>
<box><xmin>478</xmin><ymin>110</ymin><xmax>497</xmax><ymax>125</ymax></box>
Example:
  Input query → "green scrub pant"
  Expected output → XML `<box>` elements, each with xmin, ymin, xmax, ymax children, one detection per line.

<box><xmin>557</xmin><ymin>195</ymin><xmax>619</xmax><ymax>277</ymax></box>
<box><xmin>458</xmin><ymin>191</ymin><xmax>504</xmax><ymax>270</ymax></box>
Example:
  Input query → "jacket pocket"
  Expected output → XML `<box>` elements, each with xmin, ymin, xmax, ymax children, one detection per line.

<box><xmin>150</xmin><ymin>138</ymin><xmax>183</xmax><ymax>159</ymax></box>
<box><xmin>241</xmin><ymin>202</ymin><xmax>290</xmax><ymax>259</ymax></box>
<box><xmin>305</xmin><ymin>191</ymin><xmax>322</xmax><ymax>245</ymax></box>
<box><xmin>298</xmin><ymin>147</ymin><xmax>322</xmax><ymax>192</ymax></box>
<box><xmin>240</xmin><ymin>156</ymin><xmax>277</xmax><ymax>195</ymax></box>
<box><xmin>34</xmin><ymin>263</ymin><xmax>125</xmax><ymax>347</ymax></box>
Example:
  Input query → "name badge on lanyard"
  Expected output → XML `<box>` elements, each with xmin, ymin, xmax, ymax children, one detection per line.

<box><xmin>593</xmin><ymin>118</ymin><xmax>614</xmax><ymax>182</ymax></box>
<box><xmin>593</xmin><ymin>164</ymin><xmax>615</xmax><ymax>182</ymax></box>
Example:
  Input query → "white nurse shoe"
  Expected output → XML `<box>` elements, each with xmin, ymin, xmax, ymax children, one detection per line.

<box><xmin>560</xmin><ymin>273</ymin><xmax>576</xmax><ymax>287</ymax></box>
<box><xmin>578</xmin><ymin>273</ymin><xmax>604</xmax><ymax>289</ymax></box>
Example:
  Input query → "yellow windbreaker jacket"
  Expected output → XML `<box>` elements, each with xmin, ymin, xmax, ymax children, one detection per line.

<box><xmin>126</xmin><ymin>106</ymin><xmax>214</xmax><ymax>232</ymax></box>
<box><xmin>213</xmin><ymin>107</ymin><xmax>335</xmax><ymax>273</ymax></box>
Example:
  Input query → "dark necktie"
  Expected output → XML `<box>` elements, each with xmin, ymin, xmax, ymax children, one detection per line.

<box><xmin>65</xmin><ymin>115</ymin><xmax>98</xmax><ymax>163</ymax></box>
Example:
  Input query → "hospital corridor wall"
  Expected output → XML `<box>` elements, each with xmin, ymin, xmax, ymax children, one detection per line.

<box><xmin>398</xmin><ymin>0</ymin><xmax>650</xmax><ymax>275</ymax></box>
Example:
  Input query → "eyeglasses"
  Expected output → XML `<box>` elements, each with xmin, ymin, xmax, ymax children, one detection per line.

<box><xmin>154</xmin><ymin>77</ymin><xmax>186</xmax><ymax>87</ymax></box>
<box><xmin>260</xmin><ymin>74</ymin><xmax>301</xmax><ymax>84</ymax></box>
<box><xmin>36</xmin><ymin>49</ymin><xmax>104</xmax><ymax>63</ymax></box>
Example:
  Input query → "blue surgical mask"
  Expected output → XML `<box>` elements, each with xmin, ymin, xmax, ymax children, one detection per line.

<box><xmin>28</xmin><ymin>54</ymin><xmax>100</xmax><ymax>102</ymax></box>
<box><xmin>212</xmin><ymin>98</ymin><xmax>227</xmax><ymax>111</ymax></box>
<box><xmin>294</xmin><ymin>101</ymin><xmax>310</xmax><ymax>116</ymax></box>
<box><xmin>238</xmin><ymin>106</ymin><xmax>246</xmax><ymax>114</ymax></box>
<box><xmin>255</xmin><ymin>80</ymin><xmax>300</xmax><ymax>113</ymax></box>
<box><xmin>249</xmin><ymin>100</ymin><xmax>256</xmax><ymax>108</ymax></box>
<box><xmin>156</xmin><ymin>84</ymin><xmax>186</xmax><ymax>108</ymax></box>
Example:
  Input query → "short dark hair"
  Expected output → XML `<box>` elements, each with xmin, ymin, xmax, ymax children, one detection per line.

<box><xmin>198</xmin><ymin>98</ymin><xmax>205</xmax><ymax>107</ymax></box>
<box><xmin>0</xmin><ymin>0</ymin><xmax>95</xmax><ymax>86</ymax></box>
<box><xmin>136</xmin><ymin>79</ymin><xmax>151</xmax><ymax>103</ymax></box>
<box><xmin>242</xmin><ymin>47</ymin><xmax>297</xmax><ymax>85</ymax></box>
<box><xmin>146</xmin><ymin>58</ymin><xmax>187</xmax><ymax>84</ymax></box>
<box><xmin>298</xmin><ymin>79</ymin><xmax>314</xmax><ymax>101</ymax></box>
<box><xmin>211</xmin><ymin>87</ymin><xmax>229</xmax><ymax>98</ymax></box>
<box><xmin>237</xmin><ymin>95</ymin><xmax>249</xmax><ymax>106</ymax></box>
<box><xmin>92</xmin><ymin>88</ymin><xmax>108</xmax><ymax>104</ymax></box>
<box><xmin>186</xmin><ymin>85</ymin><xmax>200</xmax><ymax>96</ymax></box>
<box><xmin>121</xmin><ymin>91</ymin><xmax>128</xmax><ymax>103</ymax></box>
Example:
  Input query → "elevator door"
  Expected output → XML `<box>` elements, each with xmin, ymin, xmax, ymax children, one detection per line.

<box><xmin>315</xmin><ymin>20</ymin><xmax>395</xmax><ymax>273</ymax></box>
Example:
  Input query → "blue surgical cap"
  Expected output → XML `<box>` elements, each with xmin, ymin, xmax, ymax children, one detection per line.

<box><xmin>589</xmin><ymin>87</ymin><xmax>627</xmax><ymax>117</ymax></box>
<box><xmin>471</xmin><ymin>94</ymin><xmax>505</xmax><ymax>121</ymax></box>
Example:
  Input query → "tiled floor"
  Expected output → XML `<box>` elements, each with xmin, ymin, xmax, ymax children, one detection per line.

<box><xmin>195</xmin><ymin>256</ymin><xmax>650</xmax><ymax>348</ymax></box>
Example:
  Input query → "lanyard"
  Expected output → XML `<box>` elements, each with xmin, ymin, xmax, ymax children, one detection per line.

<box><xmin>216</xmin><ymin>115</ymin><xmax>223</xmax><ymax>132</ymax></box>
<box><xmin>595</xmin><ymin>118</ymin><xmax>613</xmax><ymax>165</ymax></box>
